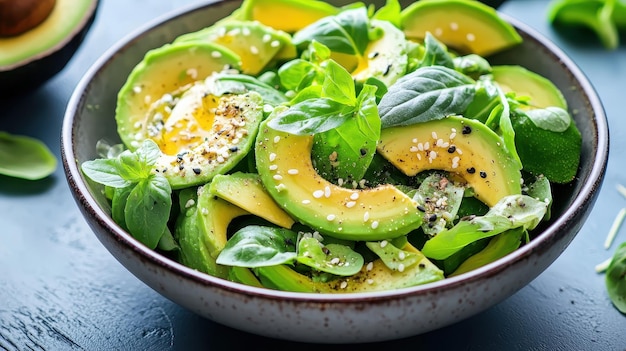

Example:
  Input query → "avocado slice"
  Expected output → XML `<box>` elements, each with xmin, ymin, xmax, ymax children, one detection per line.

<box><xmin>209</xmin><ymin>172</ymin><xmax>295</xmax><ymax>229</ymax></box>
<box><xmin>377</xmin><ymin>115</ymin><xmax>522</xmax><ymax>207</ymax></box>
<box><xmin>491</xmin><ymin>65</ymin><xmax>567</xmax><ymax>109</ymax></box>
<box><xmin>0</xmin><ymin>0</ymin><xmax>98</xmax><ymax>95</ymax></box>
<box><xmin>351</xmin><ymin>19</ymin><xmax>409</xmax><ymax>87</ymax></box>
<box><xmin>255</xmin><ymin>243</ymin><xmax>443</xmax><ymax>293</ymax></box>
<box><xmin>176</xmin><ymin>185</ymin><xmax>250</xmax><ymax>278</ymax></box>
<box><xmin>400</xmin><ymin>0</ymin><xmax>522</xmax><ymax>57</ymax></box>
<box><xmin>174</xmin><ymin>20</ymin><xmax>297</xmax><ymax>75</ymax></box>
<box><xmin>255</xmin><ymin>120</ymin><xmax>423</xmax><ymax>242</ymax></box>
<box><xmin>239</xmin><ymin>0</ymin><xmax>338</xmax><ymax>33</ymax></box>
<box><xmin>115</xmin><ymin>41</ymin><xmax>241</xmax><ymax>150</ymax></box>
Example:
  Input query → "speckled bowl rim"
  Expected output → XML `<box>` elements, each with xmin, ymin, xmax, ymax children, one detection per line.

<box><xmin>62</xmin><ymin>0</ymin><xmax>609</xmax><ymax>304</ymax></box>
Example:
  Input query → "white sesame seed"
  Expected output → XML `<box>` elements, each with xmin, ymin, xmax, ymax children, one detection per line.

<box><xmin>466</xmin><ymin>33</ymin><xmax>476</xmax><ymax>42</ymax></box>
<box><xmin>410</xmin><ymin>146</ymin><xmax>419</xmax><ymax>152</ymax></box>
<box><xmin>340</xmin><ymin>281</ymin><xmax>348</xmax><ymax>289</ymax></box>
<box><xmin>380</xmin><ymin>240</ymin><xmax>388</xmax><ymax>248</ymax></box>
<box><xmin>324</xmin><ymin>186</ymin><xmax>331</xmax><ymax>198</ymax></box>
<box><xmin>269</xmin><ymin>153</ymin><xmax>277</xmax><ymax>162</ymax></box>
<box><xmin>424</xmin><ymin>141</ymin><xmax>430</xmax><ymax>150</ymax></box>
<box><xmin>452</xmin><ymin>156</ymin><xmax>460</xmax><ymax>164</ymax></box>
<box><xmin>398</xmin><ymin>251</ymin><xmax>406</xmax><ymax>260</ymax></box>
<box><xmin>217</xmin><ymin>156</ymin><xmax>225</xmax><ymax>163</ymax></box>
<box><xmin>363</xmin><ymin>211</ymin><xmax>370</xmax><ymax>222</ymax></box>
<box><xmin>185</xmin><ymin>199</ymin><xmax>195</xmax><ymax>208</ymax></box>
<box><xmin>201</xmin><ymin>208</ymin><xmax>209</xmax><ymax>215</ymax></box>
<box><xmin>429</xmin><ymin>151</ymin><xmax>437</xmax><ymax>159</ymax></box>
<box><xmin>302</xmin><ymin>199</ymin><xmax>311</xmax><ymax>205</ymax></box>
<box><xmin>330</xmin><ymin>257</ymin><xmax>340</xmax><ymax>265</ymax></box>
<box><xmin>416</xmin><ymin>153</ymin><xmax>422</xmax><ymax>160</ymax></box>
<box><xmin>144</xmin><ymin>95</ymin><xmax>152</xmax><ymax>104</ymax></box>
<box><xmin>337</xmin><ymin>178</ymin><xmax>344</xmax><ymax>186</ymax></box>
<box><xmin>242</xmin><ymin>27</ymin><xmax>250</xmax><ymax>36</ymax></box>
<box><xmin>273</xmin><ymin>174</ymin><xmax>283</xmax><ymax>181</ymax></box>
<box><xmin>186</xmin><ymin>68</ymin><xmax>198</xmax><ymax>79</ymax></box>
<box><xmin>418</xmin><ymin>143</ymin><xmax>424</xmax><ymax>151</ymax></box>
<box><xmin>287</xmin><ymin>169</ymin><xmax>299</xmax><ymax>175</ymax></box>
<box><xmin>346</xmin><ymin>201</ymin><xmax>356</xmax><ymax>208</ymax></box>
<box><xmin>398</xmin><ymin>263</ymin><xmax>405</xmax><ymax>272</ymax></box>
<box><xmin>367</xmin><ymin>279</ymin><xmax>374</xmax><ymax>285</ymax></box>
<box><xmin>269</xmin><ymin>164</ymin><xmax>278</xmax><ymax>171</ymax></box>
<box><xmin>366</xmin><ymin>262</ymin><xmax>374</xmax><ymax>271</ymax></box>
<box><xmin>133</xmin><ymin>85</ymin><xmax>142</xmax><ymax>93</ymax></box>
<box><xmin>313</xmin><ymin>190</ymin><xmax>324</xmax><ymax>198</ymax></box>
<box><xmin>450</xmin><ymin>132</ymin><xmax>457</xmax><ymax>139</ymax></box>
<box><xmin>250</xmin><ymin>45</ymin><xmax>259</xmax><ymax>55</ymax></box>
<box><xmin>270</xmin><ymin>40</ymin><xmax>280</xmax><ymax>48</ymax></box>
<box><xmin>327</xmin><ymin>214</ymin><xmax>336</xmax><ymax>221</ymax></box>
<box><xmin>432</xmin><ymin>132</ymin><xmax>438</xmax><ymax>139</ymax></box>
<box><xmin>435</xmin><ymin>27</ymin><xmax>443</xmax><ymax>36</ymax></box>
<box><xmin>436</xmin><ymin>138</ymin><xmax>444</xmax><ymax>147</ymax></box>
<box><xmin>273</xmin><ymin>136</ymin><xmax>280</xmax><ymax>143</ymax></box>
<box><xmin>350</xmin><ymin>192</ymin><xmax>359</xmax><ymax>200</ymax></box>
<box><xmin>450</xmin><ymin>22</ymin><xmax>459</xmax><ymax>31</ymax></box>
<box><xmin>412</xmin><ymin>138</ymin><xmax>418</xmax><ymax>143</ymax></box>
<box><xmin>211</xmin><ymin>51</ymin><xmax>222</xmax><ymax>58</ymax></box>
<box><xmin>262</xmin><ymin>34</ymin><xmax>271</xmax><ymax>42</ymax></box>
<box><xmin>457</xmin><ymin>148</ymin><xmax>463</xmax><ymax>155</ymax></box>
<box><xmin>371</xmin><ymin>221</ymin><xmax>379</xmax><ymax>229</ymax></box>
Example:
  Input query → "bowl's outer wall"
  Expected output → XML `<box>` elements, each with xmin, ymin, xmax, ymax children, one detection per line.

<box><xmin>62</xmin><ymin>0</ymin><xmax>608</xmax><ymax>343</ymax></box>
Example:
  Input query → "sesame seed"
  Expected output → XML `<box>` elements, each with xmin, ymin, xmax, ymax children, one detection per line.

<box><xmin>452</xmin><ymin>156</ymin><xmax>460</xmax><ymax>164</ymax></box>
<box><xmin>269</xmin><ymin>164</ymin><xmax>278</xmax><ymax>171</ymax></box>
<box><xmin>450</xmin><ymin>22</ymin><xmax>459</xmax><ymax>31</ymax></box>
<box><xmin>273</xmin><ymin>136</ymin><xmax>281</xmax><ymax>143</ymax></box>
<box><xmin>363</xmin><ymin>211</ymin><xmax>370</xmax><ymax>222</ymax></box>
<box><xmin>273</xmin><ymin>174</ymin><xmax>283</xmax><ymax>181</ymax></box>
<box><xmin>436</xmin><ymin>138</ymin><xmax>444</xmax><ymax>147</ymax></box>
<box><xmin>412</xmin><ymin>138</ymin><xmax>418</xmax><ymax>143</ymax></box>
<box><xmin>410</xmin><ymin>146</ymin><xmax>419</xmax><ymax>152</ymax></box>
<box><xmin>262</xmin><ymin>34</ymin><xmax>271</xmax><ymax>42</ymax></box>
<box><xmin>313</xmin><ymin>190</ymin><xmax>324</xmax><ymax>198</ymax></box>
<box><xmin>327</xmin><ymin>214</ymin><xmax>336</xmax><ymax>221</ymax></box>
<box><xmin>346</xmin><ymin>201</ymin><xmax>356</xmax><ymax>208</ymax></box>
<box><xmin>269</xmin><ymin>153</ymin><xmax>277</xmax><ymax>162</ymax></box>
<box><xmin>324</xmin><ymin>186</ymin><xmax>331</xmax><ymax>198</ymax></box>
<box><xmin>417</xmin><ymin>143</ymin><xmax>424</xmax><ymax>151</ymax></box>
<box><xmin>185</xmin><ymin>199</ymin><xmax>195</xmax><ymax>208</ymax></box>
<box><xmin>186</xmin><ymin>68</ymin><xmax>198</xmax><ymax>79</ymax></box>
<box><xmin>211</xmin><ymin>51</ymin><xmax>222</xmax><ymax>58</ymax></box>
<box><xmin>398</xmin><ymin>263</ymin><xmax>405</xmax><ymax>272</ymax></box>
<box><xmin>287</xmin><ymin>169</ymin><xmax>299</xmax><ymax>175</ymax></box>
<box><xmin>424</xmin><ymin>141</ymin><xmax>430</xmax><ymax>150</ymax></box>
<box><xmin>466</xmin><ymin>33</ymin><xmax>476</xmax><ymax>42</ymax></box>
<box><xmin>429</xmin><ymin>151</ymin><xmax>437</xmax><ymax>160</ymax></box>
<box><xmin>201</xmin><ymin>208</ymin><xmax>209</xmax><ymax>215</ymax></box>
<box><xmin>480</xmin><ymin>171</ymin><xmax>487</xmax><ymax>178</ymax></box>
<box><xmin>242</xmin><ymin>27</ymin><xmax>251</xmax><ymax>36</ymax></box>
<box><xmin>462</xmin><ymin>125</ymin><xmax>472</xmax><ymax>134</ymax></box>
<box><xmin>302</xmin><ymin>199</ymin><xmax>311</xmax><ymax>205</ymax></box>
<box><xmin>457</xmin><ymin>148</ymin><xmax>463</xmax><ymax>155</ymax></box>
<box><xmin>367</xmin><ymin>279</ymin><xmax>374</xmax><ymax>285</ymax></box>
<box><xmin>217</xmin><ymin>156</ymin><xmax>225</xmax><ymax>163</ymax></box>
<box><xmin>450</xmin><ymin>132</ymin><xmax>457</xmax><ymax>139</ymax></box>
<box><xmin>416</xmin><ymin>153</ymin><xmax>422</xmax><ymax>160</ymax></box>
<box><xmin>270</xmin><ymin>40</ymin><xmax>280</xmax><ymax>48</ymax></box>
<box><xmin>133</xmin><ymin>85</ymin><xmax>142</xmax><ymax>93</ymax></box>
<box><xmin>330</xmin><ymin>257</ymin><xmax>340</xmax><ymax>265</ymax></box>
<box><xmin>337</xmin><ymin>178</ymin><xmax>344</xmax><ymax>186</ymax></box>
<box><xmin>432</xmin><ymin>131</ymin><xmax>438</xmax><ymax>139</ymax></box>
<box><xmin>398</xmin><ymin>251</ymin><xmax>406</xmax><ymax>260</ymax></box>
<box><xmin>380</xmin><ymin>240</ymin><xmax>388</xmax><ymax>248</ymax></box>
<box><xmin>366</xmin><ymin>262</ymin><xmax>374</xmax><ymax>271</ymax></box>
<box><xmin>435</xmin><ymin>27</ymin><xmax>443</xmax><ymax>36</ymax></box>
<box><xmin>350</xmin><ymin>192</ymin><xmax>359</xmax><ymax>200</ymax></box>
<box><xmin>340</xmin><ymin>281</ymin><xmax>348</xmax><ymax>289</ymax></box>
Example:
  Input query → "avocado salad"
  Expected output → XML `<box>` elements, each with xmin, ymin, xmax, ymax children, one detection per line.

<box><xmin>81</xmin><ymin>0</ymin><xmax>582</xmax><ymax>293</ymax></box>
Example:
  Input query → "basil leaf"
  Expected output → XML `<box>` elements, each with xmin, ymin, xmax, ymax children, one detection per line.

<box><xmin>606</xmin><ymin>242</ymin><xmax>626</xmax><ymax>314</ymax></box>
<box><xmin>278</xmin><ymin>59</ymin><xmax>320</xmax><ymax>91</ymax></box>
<box><xmin>453</xmin><ymin>54</ymin><xmax>492</xmax><ymax>77</ymax></box>
<box><xmin>117</xmin><ymin>139</ymin><xmax>160</xmax><ymax>181</ymax></box>
<box><xmin>111</xmin><ymin>185</ymin><xmax>134</xmax><ymax>230</ymax></box>
<box><xmin>365</xmin><ymin>240</ymin><xmax>421</xmax><ymax>271</ymax></box>
<box><xmin>372</xmin><ymin>0</ymin><xmax>402</xmax><ymax>27</ymax></box>
<box><xmin>322</xmin><ymin>60</ymin><xmax>356</xmax><ymax>106</ymax></box>
<box><xmin>124</xmin><ymin>175</ymin><xmax>172</xmax><ymax>249</ymax></box>
<box><xmin>82</xmin><ymin>158</ymin><xmax>132</xmax><ymax>188</ymax></box>
<box><xmin>296</xmin><ymin>237</ymin><xmax>364</xmax><ymax>276</ymax></box>
<box><xmin>413</xmin><ymin>173</ymin><xmax>465</xmax><ymax>236</ymax></box>
<box><xmin>292</xmin><ymin>6</ymin><xmax>370</xmax><ymax>55</ymax></box>
<box><xmin>216</xmin><ymin>225</ymin><xmax>298</xmax><ymax>267</ymax></box>
<box><xmin>422</xmin><ymin>195</ymin><xmax>547</xmax><ymax>260</ymax></box>
<box><xmin>267</xmin><ymin>98</ymin><xmax>353</xmax><ymax>135</ymax></box>
<box><xmin>378</xmin><ymin>66</ymin><xmax>476</xmax><ymax>128</ymax></box>
<box><xmin>214</xmin><ymin>73</ymin><xmax>288</xmax><ymax>106</ymax></box>
<box><xmin>418</xmin><ymin>32</ymin><xmax>454</xmax><ymax>69</ymax></box>
<box><xmin>0</xmin><ymin>131</ymin><xmax>57</xmax><ymax>180</ymax></box>
<box><xmin>524</xmin><ymin>106</ymin><xmax>572</xmax><ymax>132</ymax></box>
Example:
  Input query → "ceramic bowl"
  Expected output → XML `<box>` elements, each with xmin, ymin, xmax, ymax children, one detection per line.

<box><xmin>61</xmin><ymin>0</ymin><xmax>608</xmax><ymax>343</ymax></box>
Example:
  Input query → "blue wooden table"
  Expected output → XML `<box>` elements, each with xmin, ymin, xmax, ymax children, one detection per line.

<box><xmin>2</xmin><ymin>0</ymin><xmax>625</xmax><ymax>349</ymax></box>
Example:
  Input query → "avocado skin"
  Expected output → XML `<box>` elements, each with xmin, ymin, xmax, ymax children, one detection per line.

<box><xmin>0</xmin><ymin>0</ymin><xmax>99</xmax><ymax>97</ymax></box>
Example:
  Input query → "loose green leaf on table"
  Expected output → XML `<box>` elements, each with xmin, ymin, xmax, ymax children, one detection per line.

<box><xmin>606</xmin><ymin>241</ymin><xmax>626</xmax><ymax>313</ymax></box>
<box><xmin>0</xmin><ymin>131</ymin><xmax>57</xmax><ymax>180</ymax></box>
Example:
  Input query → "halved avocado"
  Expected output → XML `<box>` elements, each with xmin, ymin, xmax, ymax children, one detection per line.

<box><xmin>176</xmin><ymin>185</ymin><xmax>249</xmax><ymax>278</ymax></box>
<box><xmin>209</xmin><ymin>172</ymin><xmax>295</xmax><ymax>228</ymax></box>
<box><xmin>255</xmin><ymin>120</ymin><xmax>423</xmax><ymax>241</ymax></box>
<box><xmin>400</xmin><ymin>0</ymin><xmax>522</xmax><ymax>56</ymax></box>
<box><xmin>491</xmin><ymin>65</ymin><xmax>567</xmax><ymax>109</ymax></box>
<box><xmin>377</xmin><ymin>115</ymin><xmax>522</xmax><ymax>207</ymax></box>
<box><xmin>115</xmin><ymin>41</ymin><xmax>241</xmax><ymax>150</ymax></box>
<box><xmin>239</xmin><ymin>0</ymin><xmax>338</xmax><ymax>33</ymax></box>
<box><xmin>0</xmin><ymin>0</ymin><xmax>99</xmax><ymax>95</ymax></box>
<box><xmin>255</xmin><ymin>243</ymin><xmax>443</xmax><ymax>293</ymax></box>
<box><xmin>174</xmin><ymin>20</ymin><xmax>297</xmax><ymax>75</ymax></box>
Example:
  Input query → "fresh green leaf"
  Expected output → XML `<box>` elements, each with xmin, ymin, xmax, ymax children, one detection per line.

<box><xmin>82</xmin><ymin>158</ymin><xmax>132</xmax><ymax>188</ymax></box>
<box><xmin>422</xmin><ymin>195</ymin><xmax>548</xmax><ymax>260</ymax></box>
<box><xmin>292</xmin><ymin>5</ymin><xmax>370</xmax><ymax>56</ymax></box>
<box><xmin>418</xmin><ymin>32</ymin><xmax>454</xmax><ymax>69</ymax></box>
<box><xmin>216</xmin><ymin>225</ymin><xmax>298</xmax><ymax>267</ymax></box>
<box><xmin>0</xmin><ymin>131</ymin><xmax>57</xmax><ymax>180</ymax></box>
<box><xmin>524</xmin><ymin>106</ymin><xmax>572</xmax><ymax>132</ymax></box>
<box><xmin>278</xmin><ymin>59</ymin><xmax>321</xmax><ymax>91</ymax></box>
<box><xmin>213</xmin><ymin>73</ymin><xmax>288</xmax><ymax>106</ymax></box>
<box><xmin>372</xmin><ymin>0</ymin><xmax>402</xmax><ymax>27</ymax></box>
<box><xmin>267</xmin><ymin>98</ymin><xmax>353</xmax><ymax>135</ymax></box>
<box><xmin>296</xmin><ymin>237</ymin><xmax>364</xmax><ymax>276</ymax></box>
<box><xmin>322</xmin><ymin>60</ymin><xmax>356</xmax><ymax>106</ymax></box>
<box><xmin>378</xmin><ymin>66</ymin><xmax>476</xmax><ymax>128</ymax></box>
<box><xmin>453</xmin><ymin>54</ymin><xmax>492</xmax><ymax>77</ymax></box>
<box><xmin>124</xmin><ymin>175</ymin><xmax>172</xmax><ymax>249</ymax></box>
<box><xmin>365</xmin><ymin>240</ymin><xmax>421</xmax><ymax>271</ymax></box>
<box><xmin>413</xmin><ymin>173</ymin><xmax>466</xmax><ymax>236</ymax></box>
<box><xmin>606</xmin><ymin>241</ymin><xmax>626</xmax><ymax>313</ymax></box>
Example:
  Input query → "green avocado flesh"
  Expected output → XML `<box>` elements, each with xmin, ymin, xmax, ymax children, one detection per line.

<box><xmin>400</xmin><ymin>0</ymin><xmax>522</xmax><ymax>56</ymax></box>
<box><xmin>491</xmin><ymin>65</ymin><xmax>567</xmax><ymax>109</ymax></box>
<box><xmin>377</xmin><ymin>116</ymin><xmax>522</xmax><ymax>208</ymax></box>
<box><xmin>0</xmin><ymin>0</ymin><xmax>96</xmax><ymax>67</ymax></box>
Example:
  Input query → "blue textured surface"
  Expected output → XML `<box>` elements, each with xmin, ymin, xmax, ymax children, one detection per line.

<box><xmin>1</xmin><ymin>0</ymin><xmax>625</xmax><ymax>349</ymax></box>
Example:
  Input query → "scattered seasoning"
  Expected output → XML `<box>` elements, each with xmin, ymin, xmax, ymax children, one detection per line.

<box><xmin>479</xmin><ymin>171</ymin><xmax>487</xmax><ymax>178</ymax></box>
<box><xmin>462</xmin><ymin>125</ymin><xmax>472</xmax><ymax>134</ymax></box>
<box><xmin>467</xmin><ymin>167</ymin><xmax>476</xmax><ymax>174</ymax></box>
<box><xmin>447</xmin><ymin>145</ymin><xmax>456</xmax><ymax>153</ymax></box>
<box><xmin>192</xmin><ymin>168</ymin><xmax>201</xmax><ymax>175</ymax></box>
